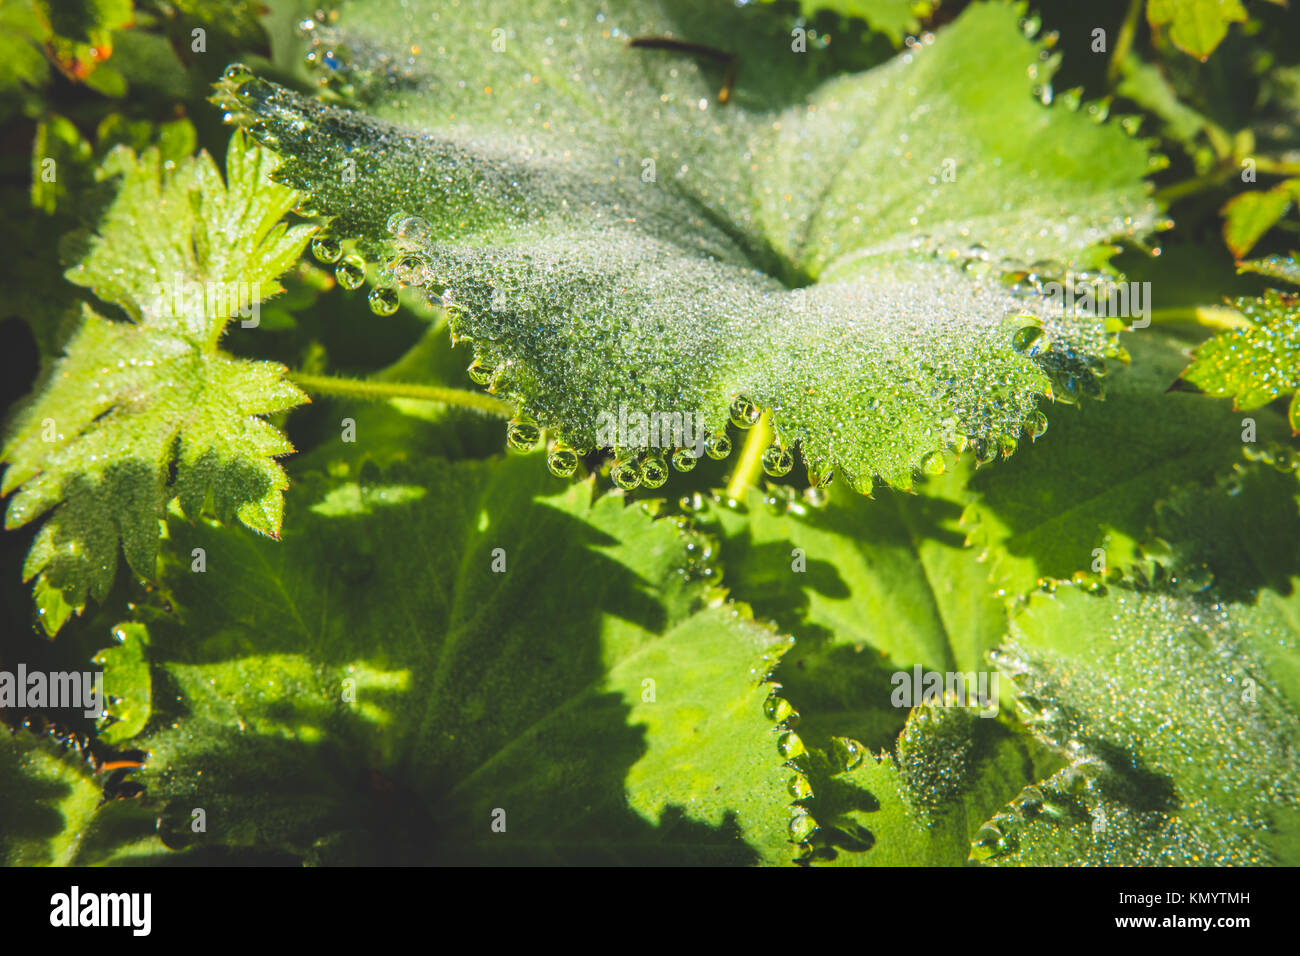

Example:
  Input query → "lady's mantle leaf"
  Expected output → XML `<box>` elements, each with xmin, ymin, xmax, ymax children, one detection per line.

<box><xmin>95</xmin><ymin>455</ymin><xmax>796</xmax><ymax>865</ymax></box>
<box><xmin>217</xmin><ymin>0</ymin><xmax>1156</xmax><ymax>490</ymax></box>
<box><xmin>0</xmin><ymin>130</ymin><xmax>313</xmax><ymax>624</ymax></box>
<box><xmin>978</xmin><ymin>582</ymin><xmax>1300</xmax><ymax>865</ymax></box>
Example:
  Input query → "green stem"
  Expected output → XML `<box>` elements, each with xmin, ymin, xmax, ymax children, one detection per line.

<box><xmin>725</xmin><ymin>412</ymin><xmax>773</xmax><ymax>500</ymax></box>
<box><xmin>1146</xmin><ymin>306</ymin><xmax>1249</xmax><ymax>330</ymax></box>
<box><xmin>1154</xmin><ymin>157</ymin><xmax>1300</xmax><ymax>205</ymax></box>
<box><xmin>1107</xmin><ymin>0</ymin><xmax>1143</xmax><ymax>88</ymax></box>
<box><xmin>289</xmin><ymin>372</ymin><xmax>515</xmax><ymax>417</ymax></box>
<box><xmin>1153</xmin><ymin>163</ymin><xmax>1234</xmax><ymax>204</ymax></box>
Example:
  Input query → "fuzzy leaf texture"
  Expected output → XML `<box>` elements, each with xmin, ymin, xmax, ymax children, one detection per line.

<box><xmin>216</xmin><ymin>0</ymin><xmax>1158</xmax><ymax>491</ymax></box>
<box><xmin>1182</xmin><ymin>267</ymin><xmax>1300</xmax><ymax>434</ymax></box>
<box><xmin>0</xmin><ymin>130</ymin><xmax>313</xmax><ymax>626</ymax></box>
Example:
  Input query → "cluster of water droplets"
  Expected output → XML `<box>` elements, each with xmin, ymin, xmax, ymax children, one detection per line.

<box><xmin>972</xmin><ymin>586</ymin><xmax>1300</xmax><ymax>865</ymax></box>
<box><xmin>218</xmin><ymin>0</ymin><xmax>1168</xmax><ymax>497</ymax></box>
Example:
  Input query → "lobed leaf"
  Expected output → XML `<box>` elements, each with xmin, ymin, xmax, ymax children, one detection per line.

<box><xmin>215</xmin><ymin>0</ymin><xmax>1157</xmax><ymax>492</ymax></box>
<box><xmin>1</xmin><ymin>130</ymin><xmax>313</xmax><ymax>626</ymax></box>
<box><xmin>88</xmin><ymin>455</ymin><xmax>798</xmax><ymax>864</ymax></box>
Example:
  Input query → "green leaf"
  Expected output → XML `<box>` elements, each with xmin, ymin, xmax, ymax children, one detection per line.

<box><xmin>796</xmin><ymin>702</ymin><xmax>1051</xmax><ymax>866</ymax></box>
<box><xmin>965</xmin><ymin>331</ymin><xmax>1294</xmax><ymax>597</ymax></box>
<box><xmin>216</xmin><ymin>0</ymin><xmax>1156</xmax><ymax>491</ymax></box>
<box><xmin>93</xmin><ymin>622</ymin><xmax>151</xmax><ymax>744</ymax></box>
<box><xmin>979</xmin><ymin>581</ymin><xmax>1300</xmax><ymax>865</ymax></box>
<box><xmin>1220</xmin><ymin>180</ymin><xmax>1299</xmax><ymax>260</ymax></box>
<box><xmin>1146</xmin><ymin>0</ymin><xmax>1248</xmax><ymax>61</ymax></box>
<box><xmin>96</xmin><ymin>455</ymin><xmax>797</xmax><ymax>864</ymax></box>
<box><xmin>682</xmin><ymin>474</ymin><xmax>1048</xmax><ymax>864</ymax></box>
<box><xmin>0</xmin><ymin>728</ymin><xmax>106</xmax><ymax>865</ymax></box>
<box><xmin>1183</xmin><ymin>288</ymin><xmax>1300</xmax><ymax>432</ymax></box>
<box><xmin>691</xmin><ymin>474</ymin><xmax>1005</xmax><ymax>753</ymax></box>
<box><xmin>0</xmin><ymin>130</ymin><xmax>314</xmax><ymax>624</ymax></box>
<box><xmin>1239</xmin><ymin>252</ymin><xmax>1300</xmax><ymax>286</ymax></box>
<box><xmin>770</xmin><ymin>0</ymin><xmax>932</xmax><ymax>46</ymax></box>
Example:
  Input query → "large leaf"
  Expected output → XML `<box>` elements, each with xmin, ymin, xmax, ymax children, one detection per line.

<box><xmin>1</xmin><ymin>131</ymin><xmax>314</xmax><ymax>624</ymax></box>
<box><xmin>87</xmin><ymin>454</ymin><xmax>798</xmax><ymax>865</ymax></box>
<box><xmin>215</xmin><ymin>0</ymin><xmax>1157</xmax><ymax>492</ymax></box>
<box><xmin>683</xmin><ymin>475</ymin><xmax>1051</xmax><ymax>864</ymax></box>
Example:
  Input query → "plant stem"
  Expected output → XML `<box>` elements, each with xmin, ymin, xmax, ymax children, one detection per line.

<box><xmin>1107</xmin><ymin>0</ymin><xmax>1143</xmax><ymax>87</ymax></box>
<box><xmin>725</xmin><ymin>412</ymin><xmax>773</xmax><ymax>500</ymax></box>
<box><xmin>1146</xmin><ymin>306</ymin><xmax>1249</xmax><ymax>330</ymax></box>
<box><xmin>289</xmin><ymin>372</ymin><xmax>515</xmax><ymax>417</ymax></box>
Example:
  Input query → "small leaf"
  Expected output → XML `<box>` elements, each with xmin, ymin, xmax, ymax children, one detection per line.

<box><xmin>1147</xmin><ymin>0</ymin><xmax>1248</xmax><ymax>60</ymax></box>
<box><xmin>1184</xmin><ymin>288</ymin><xmax>1300</xmax><ymax>418</ymax></box>
<box><xmin>1220</xmin><ymin>181</ymin><xmax>1298</xmax><ymax>260</ymax></box>
<box><xmin>1</xmin><ymin>130</ymin><xmax>313</xmax><ymax>624</ymax></box>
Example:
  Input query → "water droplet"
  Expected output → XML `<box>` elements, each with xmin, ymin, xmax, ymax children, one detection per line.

<box><xmin>1013</xmin><ymin>325</ymin><xmax>1043</xmax><ymax>352</ymax></box>
<box><xmin>761</xmin><ymin>444</ymin><xmax>793</xmax><ymax>477</ymax></box>
<box><xmin>391</xmin><ymin>215</ymin><xmax>432</xmax><ymax>246</ymax></box>
<box><xmin>671</xmin><ymin>447</ymin><xmax>699</xmax><ymax>472</ymax></box>
<box><xmin>506</xmin><ymin>416</ymin><xmax>541</xmax><ymax>451</ymax></box>
<box><xmin>611</xmin><ymin>458</ymin><xmax>642</xmax><ymax>490</ymax></box>
<box><xmin>641</xmin><ymin>454</ymin><xmax>668</xmax><ymax>488</ymax></box>
<box><xmin>1026</xmin><ymin>410</ymin><xmax>1049</xmax><ymax>439</ymax></box>
<box><xmin>777</xmin><ymin>730</ymin><xmax>806</xmax><ymax>759</ymax></box>
<box><xmin>335</xmin><ymin>254</ymin><xmax>366</xmax><ymax>290</ymax></box>
<box><xmin>764</xmin><ymin>693</ymin><xmax>796</xmax><ymax>722</ymax></box>
<box><xmin>547</xmin><ymin>443</ymin><xmax>578</xmax><ymax>478</ymax></box>
<box><xmin>368</xmin><ymin>286</ymin><xmax>399</xmax><ymax>316</ymax></box>
<box><xmin>1014</xmin><ymin>785</ymin><xmax>1044</xmax><ymax>816</ymax></box>
<box><xmin>789</xmin><ymin>809</ymin><xmax>819</xmax><ymax>842</ymax></box>
<box><xmin>807</xmin><ymin>465</ymin><xmax>834</xmax><ymax>488</ymax></box>
<box><xmin>311</xmin><ymin>236</ymin><xmax>342</xmax><ymax>264</ymax></box>
<box><xmin>969</xmin><ymin>824</ymin><xmax>1006</xmax><ymax>861</ymax></box>
<box><xmin>920</xmin><ymin>450</ymin><xmax>945</xmax><ymax>475</ymax></box>
<box><xmin>705</xmin><ymin>432</ymin><xmax>732</xmax><ymax>460</ymax></box>
<box><xmin>393</xmin><ymin>253</ymin><xmax>428</xmax><ymax>286</ymax></box>
<box><xmin>467</xmin><ymin>358</ymin><xmax>494</xmax><ymax>386</ymax></box>
<box><xmin>223</xmin><ymin>63</ymin><xmax>253</xmax><ymax>81</ymax></box>
<box><xmin>729</xmin><ymin>396</ymin><xmax>761</xmax><ymax>428</ymax></box>
<box><xmin>787</xmin><ymin>772</ymin><xmax>813</xmax><ymax>801</ymax></box>
<box><xmin>831</xmin><ymin>736</ymin><xmax>865</xmax><ymax>771</ymax></box>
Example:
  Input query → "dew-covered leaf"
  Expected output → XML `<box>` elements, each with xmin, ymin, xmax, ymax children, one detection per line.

<box><xmin>94</xmin><ymin>455</ymin><xmax>797</xmax><ymax>865</ymax></box>
<box><xmin>690</xmin><ymin>474</ymin><xmax>1005</xmax><ymax>754</ymax></box>
<box><xmin>0</xmin><ymin>130</ymin><xmax>313</xmax><ymax>626</ymax></box>
<box><xmin>978</xmin><ymin>581</ymin><xmax>1300</xmax><ymax>865</ymax></box>
<box><xmin>794</xmin><ymin>701</ymin><xmax>1050</xmax><ymax>866</ymax></box>
<box><xmin>965</xmin><ymin>331</ymin><xmax>1294</xmax><ymax>597</ymax></box>
<box><xmin>1183</xmin><ymin>288</ymin><xmax>1300</xmax><ymax>433</ymax></box>
<box><xmin>1239</xmin><ymin>252</ymin><xmax>1300</xmax><ymax>286</ymax></box>
<box><xmin>216</xmin><ymin>0</ymin><xmax>1156</xmax><ymax>492</ymax></box>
